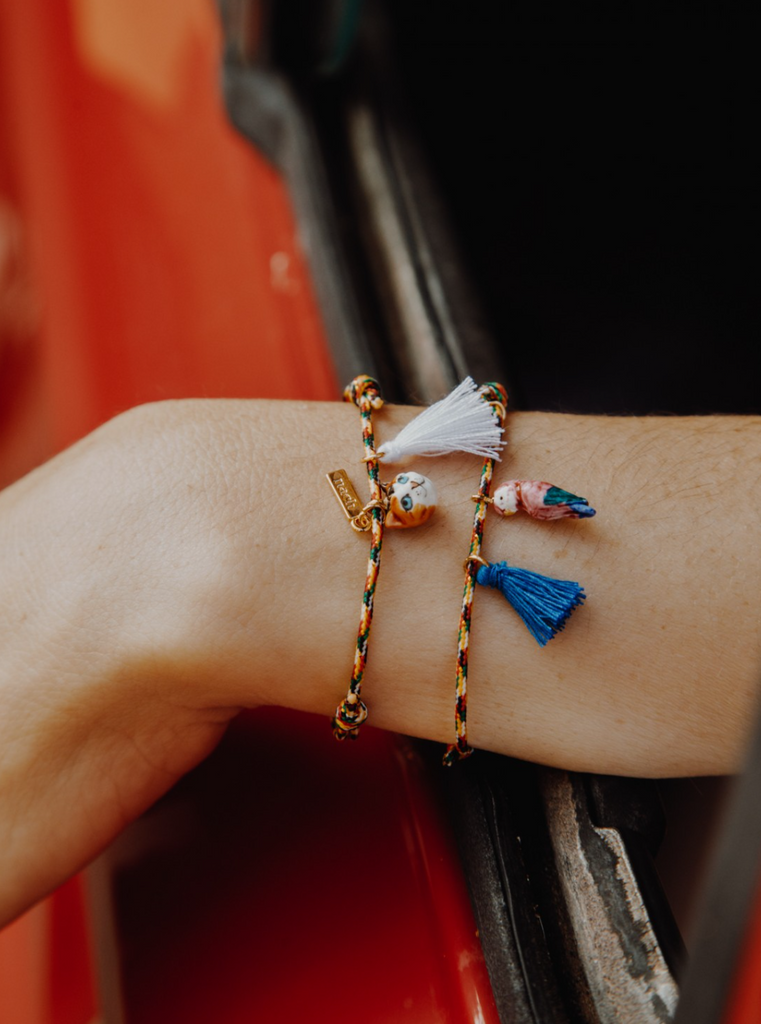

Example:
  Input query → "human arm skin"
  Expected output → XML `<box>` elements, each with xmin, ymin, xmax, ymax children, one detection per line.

<box><xmin>1</xmin><ymin>399</ymin><xmax>760</xmax><ymax>925</ymax></box>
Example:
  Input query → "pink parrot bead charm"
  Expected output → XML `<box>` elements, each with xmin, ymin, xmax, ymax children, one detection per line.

<box><xmin>492</xmin><ymin>480</ymin><xmax>596</xmax><ymax>521</ymax></box>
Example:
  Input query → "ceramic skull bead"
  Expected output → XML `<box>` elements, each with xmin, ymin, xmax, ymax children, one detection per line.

<box><xmin>385</xmin><ymin>472</ymin><xmax>437</xmax><ymax>529</ymax></box>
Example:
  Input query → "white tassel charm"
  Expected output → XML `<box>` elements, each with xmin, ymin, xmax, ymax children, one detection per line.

<box><xmin>376</xmin><ymin>378</ymin><xmax>506</xmax><ymax>464</ymax></box>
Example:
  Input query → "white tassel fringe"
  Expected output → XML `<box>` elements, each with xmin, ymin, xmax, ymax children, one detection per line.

<box><xmin>376</xmin><ymin>378</ymin><xmax>505</xmax><ymax>463</ymax></box>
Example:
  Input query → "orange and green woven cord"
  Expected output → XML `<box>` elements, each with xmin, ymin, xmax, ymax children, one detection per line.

<box><xmin>332</xmin><ymin>375</ymin><xmax>386</xmax><ymax>740</ymax></box>
<box><xmin>443</xmin><ymin>382</ymin><xmax>508</xmax><ymax>766</ymax></box>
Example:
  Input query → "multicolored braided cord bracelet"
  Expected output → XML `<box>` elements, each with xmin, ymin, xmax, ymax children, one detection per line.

<box><xmin>444</xmin><ymin>381</ymin><xmax>596</xmax><ymax>764</ymax></box>
<box><xmin>330</xmin><ymin>375</ymin><xmax>386</xmax><ymax>740</ymax></box>
<box><xmin>442</xmin><ymin>382</ymin><xmax>507</xmax><ymax>764</ymax></box>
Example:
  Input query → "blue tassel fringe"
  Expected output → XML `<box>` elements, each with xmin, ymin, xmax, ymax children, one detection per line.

<box><xmin>476</xmin><ymin>560</ymin><xmax>586</xmax><ymax>646</ymax></box>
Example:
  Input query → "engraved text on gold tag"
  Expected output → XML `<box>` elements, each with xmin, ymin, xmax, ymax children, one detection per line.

<box><xmin>326</xmin><ymin>470</ymin><xmax>372</xmax><ymax>531</ymax></box>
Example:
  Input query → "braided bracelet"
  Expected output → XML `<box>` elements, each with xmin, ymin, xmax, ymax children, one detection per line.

<box><xmin>442</xmin><ymin>382</ymin><xmax>507</xmax><ymax>764</ymax></box>
<box><xmin>329</xmin><ymin>375</ymin><xmax>387</xmax><ymax>740</ymax></box>
<box><xmin>444</xmin><ymin>381</ymin><xmax>596</xmax><ymax>764</ymax></box>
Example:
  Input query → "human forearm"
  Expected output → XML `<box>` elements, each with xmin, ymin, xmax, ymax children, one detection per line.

<box><xmin>0</xmin><ymin>410</ymin><xmax>238</xmax><ymax>923</ymax></box>
<box><xmin>257</xmin><ymin>402</ymin><xmax>761</xmax><ymax>777</ymax></box>
<box><xmin>1</xmin><ymin>398</ymin><xmax>760</xmax><ymax>924</ymax></box>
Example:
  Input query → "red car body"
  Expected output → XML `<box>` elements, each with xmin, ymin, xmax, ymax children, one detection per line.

<box><xmin>0</xmin><ymin>2</ymin><xmax>498</xmax><ymax>1021</ymax></box>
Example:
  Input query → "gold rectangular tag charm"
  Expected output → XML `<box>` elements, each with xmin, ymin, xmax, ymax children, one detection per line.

<box><xmin>326</xmin><ymin>470</ymin><xmax>371</xmax><ymax>531</ymax></box>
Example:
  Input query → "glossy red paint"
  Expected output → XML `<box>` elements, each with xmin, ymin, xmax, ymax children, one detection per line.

<box><xmin>108</xmin><ymin>712</ymin><xmax>497</xmax><ymax>1024</ymax></box>
<box><xmin>0</xmin><ymin>1</ymin><xmax>499</xmax><ymax>1021</ymax></box>
<box><xmin>724</xmin><ymin>876</ymin><xmax>761</xmax><ymax>1024</ymax></box>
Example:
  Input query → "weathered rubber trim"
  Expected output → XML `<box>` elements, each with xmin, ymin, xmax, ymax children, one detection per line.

<box><xmin>541</xmin><ymin>771</ymin><xmax>680</xmax><ymax>1023</ymax></box>
<box><xmin>441</xmin><ymin>753</ymin><xmax>574</xmax><ymax>1023</ymax></box>
<box><xmin>223</xmin><ymin>61</ymin><xmax>378</xmax><ymax>388</ymax></box>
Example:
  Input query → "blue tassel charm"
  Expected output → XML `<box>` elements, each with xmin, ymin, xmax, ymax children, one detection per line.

<box><xmin>476</xmin><ymin>560</ymin><xmax>586</xmax><ymax>646</ymax></box>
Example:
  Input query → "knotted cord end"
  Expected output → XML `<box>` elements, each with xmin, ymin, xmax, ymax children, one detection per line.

<box><xmin>332</xmin><ymin>694</ymin><xmax>369</xmax><ymax>741</ymax></box>
<box><xmin>442</xmin><ymin>742</ymin><xmax>474</xmax><ymax>767</ymax></box>
<box><xmin>479</xmin><ymin>381</ymin><xmax>508</xmax><ymax>413</ymax></box>
<box><xmin>344</xmin><ymin>375</ymin><xmax>384</xmax><ymax>411</ymax></box>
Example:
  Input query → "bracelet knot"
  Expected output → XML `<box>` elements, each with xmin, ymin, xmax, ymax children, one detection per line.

<box><xmin>344</xmin><ymin>375</ymin><xmax>384</xmax><ymax>412</ymax></box>
<box><xmin>332</xmin><ymin>695</ymin><xmax>369</xmax><ymax>740</ymax></box>
<box><xmin>442</xmin><ymin>742</ymin><xmax>474</xmax><ymax>767</ymax></box>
